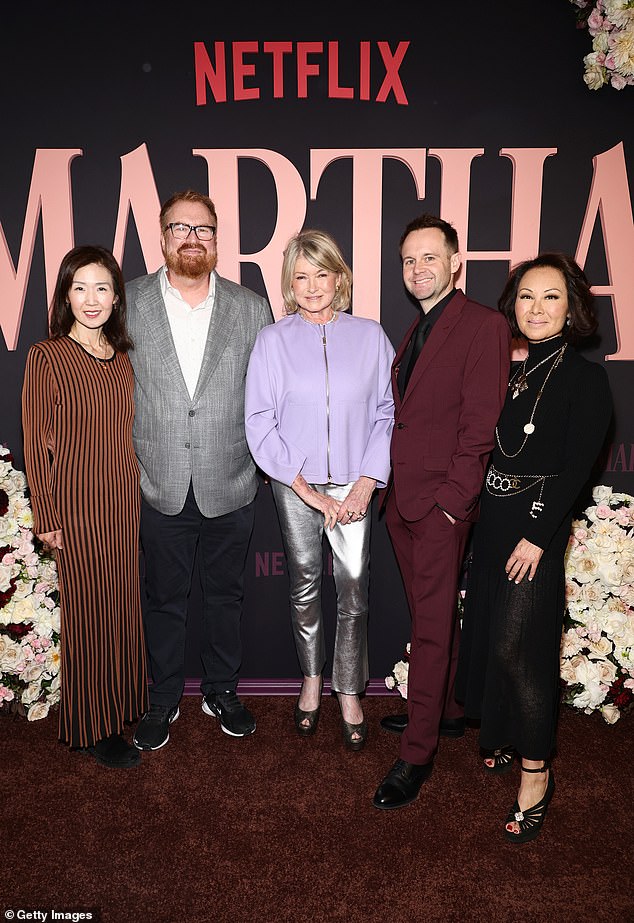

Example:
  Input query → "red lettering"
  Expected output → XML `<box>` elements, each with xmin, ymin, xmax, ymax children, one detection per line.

<box><xmin>271</xmin><ymin>552</ymin><xmax>285</xmax><ymax>576</ymax></box>
<box><xmin>328</xmin><ymin>42</ymin><xmax>353</xmax><ymax>99</ymax></box>
<box><xmin>255</xmin><ymin>552</ymin><xmax>269</xmax><ymax>577</ymax></box>
<box><xmin>233</xmin><ymin>41</ymin><xmax>259</xmax><ymax>101</ymax></box>
<box><xmin>264</xmin><ymin>41</ymin><xmax>292</xmax><ymax>98</ymax></box>
<box><xmin>608</xmin><ymin>443</ymin><xmax>627</xmax><ymax>472</ymax></box>
<box><xmin>297</xmin><ymin>42</ymin><xmax>323</xmax><ymax>98</ymax></box>
<box><xmin>376</xmin><ymin>41</ymin><xmax>409</xmax><ymax>104</ymax></box>
<box><xmin>360</xmin><ymin>42</ymin><xmax>370</xmax><ymax>101</ymax></box>
<box><xmin>194</xmin><ymin>41</ymin><xmax>226</xmax><ymax>105</ymax></box>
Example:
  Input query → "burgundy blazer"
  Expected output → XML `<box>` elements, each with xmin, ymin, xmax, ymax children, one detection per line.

<box><xmin>385</xmin><ymin>289</ymin><xmax>511</xmax><ymax>523</ymax></box>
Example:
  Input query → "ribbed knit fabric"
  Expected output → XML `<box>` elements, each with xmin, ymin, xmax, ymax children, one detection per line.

<box><xmin>22</xmin><ymin>336</ymin><xmax>147</xmax><ymax>747</ymax></box>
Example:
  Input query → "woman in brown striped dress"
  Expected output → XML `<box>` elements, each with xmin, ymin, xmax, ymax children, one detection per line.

<box><xmin>22</xmin><ymin>245</ymin><xmax>147</xmax><ymax>768</ymax></box>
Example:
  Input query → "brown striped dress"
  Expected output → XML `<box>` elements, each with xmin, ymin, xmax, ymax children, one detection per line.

<box><xmin>21</xmin><ymin>336</ymin><xmax>148</xmax><ymax>748</ymax></box>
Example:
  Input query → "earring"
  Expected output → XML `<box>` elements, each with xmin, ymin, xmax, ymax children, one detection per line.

<box><xmin>566</xmin><ymin>316</ymin><xmax>571</xmax><ymax>326</ymax></box>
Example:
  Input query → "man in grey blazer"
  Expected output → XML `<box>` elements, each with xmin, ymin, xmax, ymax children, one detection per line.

<box><xmin>127</xmin><ymin>189</ymin><xmax>273</xmax><ymax>751</ymax></box>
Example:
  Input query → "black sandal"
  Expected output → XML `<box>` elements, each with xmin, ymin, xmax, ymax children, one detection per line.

<box><xmin>504</xmin><ymin>762</ymin><xmax>555</xmax><ymax>844</ymax></box>
<box><xmin>342</xmin><ymin>718</ymin><xmax>368</xmax><ymax>752</ymax></box>
<box><xmin>483</xmin><ymin>746</ymin><xmax>516</xmax><ymax>775</ymax></box>
<box><xmin>294</xmin><ymin>702</ymin><xmax>320</xmax><ymax>736</ymax></box>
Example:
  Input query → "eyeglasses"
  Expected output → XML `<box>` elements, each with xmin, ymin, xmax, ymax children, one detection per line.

<box><xmin>165</xmin><ymin>223</ymin><xmax>216</xmax><ymax>241</ymax></box>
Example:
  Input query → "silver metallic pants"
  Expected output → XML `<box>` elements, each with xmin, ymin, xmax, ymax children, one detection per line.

<box><xmin>271</xmin><ymin>480</ymin><xmax>371</xmax><ymax>694</ymax></box>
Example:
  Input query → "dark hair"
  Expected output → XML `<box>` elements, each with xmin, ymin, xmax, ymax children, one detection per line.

<box><xmin>498</xmin><ymin>252</ymin><xmax>598</xmax><ymax>342</ymax></box>
<box><xmin>49</xmin><ymin>245</ymin><xmax>133</xmax><ymax>352</ymax></box>
<box><xmin>399</xmin><ymin>214</ymin><xmax>459</xmax><ymax>255</ymax></box>
<box><xmin>159</xmin><ymin>189</ymin><xmax>217</xmax><ymax>229</ymax></box>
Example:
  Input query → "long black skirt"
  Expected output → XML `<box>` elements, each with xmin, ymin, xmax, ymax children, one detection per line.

<box><xmin>456</xmin><ymin>557</ymin><xmax>565</xmax><ymax>760</ymax></box>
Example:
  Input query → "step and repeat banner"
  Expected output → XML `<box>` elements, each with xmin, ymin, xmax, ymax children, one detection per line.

<box><xmin>2</xmin><ymin>3</ymin><xmax>633</xmax><ymax>681</ymax></box>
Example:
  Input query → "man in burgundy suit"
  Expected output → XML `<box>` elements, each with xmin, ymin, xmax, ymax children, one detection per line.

<box><xmin>373</xmin><ymin>214</ymin><xmax>511</xmax><ymax>810</ymax></box>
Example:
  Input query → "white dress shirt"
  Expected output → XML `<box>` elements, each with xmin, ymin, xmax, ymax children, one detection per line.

<box><xmin>160</xmin><ymin>266</ymin><xmax>216</xmax><ymax>398</ymax></box>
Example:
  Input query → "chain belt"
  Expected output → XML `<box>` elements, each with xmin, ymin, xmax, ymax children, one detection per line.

<box><xmin>485</xmin><ymin>465</ymin><xmax>558</xmax><ymax>519</ymax></box>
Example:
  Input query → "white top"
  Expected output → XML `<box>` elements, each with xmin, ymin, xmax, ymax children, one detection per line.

<box><xmin>160</xmin><ymin>266</ymin><xmax>216</xmax><ymax>398</ymax></box>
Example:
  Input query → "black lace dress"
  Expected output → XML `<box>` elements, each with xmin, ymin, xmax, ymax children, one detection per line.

<box><xmin>456</xmin><ymin>335</ymin><xmax>612</xmax><ymax>759</ymax></box>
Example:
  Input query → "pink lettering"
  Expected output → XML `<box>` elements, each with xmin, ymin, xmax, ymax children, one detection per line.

<box><xmin>576</xmin><ymin>143</ymin><xmax>634</xmax><ymax>361</ymax></box>
<box><xmin>0</xmin><ymin>149</ymin><xmax>81</xmax><ymax>350</ymax></box>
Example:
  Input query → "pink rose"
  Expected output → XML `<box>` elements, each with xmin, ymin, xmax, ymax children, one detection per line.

<box><xmin>0</xmin><ymin>685</ymin><xmax>15</xmax><ymax>702</ymax></box>
<box><xmin>588</xmin><ymin>9</ymin><xmax>604</xmax><ymax>34</ymax></box>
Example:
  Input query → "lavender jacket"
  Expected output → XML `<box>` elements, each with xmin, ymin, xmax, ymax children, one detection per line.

<box><xmin>245</xmin><ymin>311</ymin><xmax>395</xmax><ymax>488</ymax></box>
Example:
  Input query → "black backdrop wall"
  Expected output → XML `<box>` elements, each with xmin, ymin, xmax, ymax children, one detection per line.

<box><xmin>2</xmin><ymin>2</ymin><xmax>633</xmax><ymax>684</ymax></box>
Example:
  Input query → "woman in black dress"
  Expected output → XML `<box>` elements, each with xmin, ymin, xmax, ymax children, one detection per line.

<box><xmin>457</xmin><ymin>253</ymin><xmax>612</xmax><ymax>843</ymax></box>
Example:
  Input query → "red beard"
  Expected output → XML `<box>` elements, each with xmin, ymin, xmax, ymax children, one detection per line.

<box><xmin>166</xmin><ymin>245</ymin><xmax>216</xmax><ymax>279</ymax></box>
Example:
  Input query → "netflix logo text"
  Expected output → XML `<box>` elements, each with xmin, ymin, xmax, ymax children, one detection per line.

<box><xmin>194</xmin><ymin>41</ymin><xmax>410</xmax><ymax>105</ymax></box>
<box><xmin>254</xmin><ymin>551</ymin><xmax>333</xmax><ymax>577</ymax></box>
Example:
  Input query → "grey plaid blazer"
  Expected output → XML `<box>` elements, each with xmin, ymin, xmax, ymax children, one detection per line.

<box><xmin>126</xmin><ymin>269</ymin><xmax>273</xmax><ymax>517</ymax></box>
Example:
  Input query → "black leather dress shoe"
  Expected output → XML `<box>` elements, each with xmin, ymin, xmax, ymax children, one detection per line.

<box><xmin>372</xmin><ymin>758</ymin><xmax>433</xmax><ymax>810</ymax></box>
<box><xmin>379</xmin><ymin>713</ymin><xmax>465</xmax><ymax>738</ymax></box>
<box><xmin>379</xmin><ymin>713</ymin><xmax>408</xmax><ymax>734</ymax></box>
<box><xmin>439</xmin><ymin>716</ymin><xmax>466</xmax><ymax>738</ymax></box>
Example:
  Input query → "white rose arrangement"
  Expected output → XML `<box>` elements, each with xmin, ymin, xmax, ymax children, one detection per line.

<box><xmin>0</xmin><ymin>446</ymin><xmax>61</xmax><ymax>720</ymax></box>
<box><xmin>561</xmin><ymin>486</ymin><xmax>634</xmax><ymax>723</ymax></box>
<box><xmin>570</xmin><ymin>1</ymin><xmax>634</xmax><ymax>90</ymax></box>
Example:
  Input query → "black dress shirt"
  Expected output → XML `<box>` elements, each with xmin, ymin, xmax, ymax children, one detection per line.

<box><xmin>397</xmin><ymin>288</ymin><xmax>456</xmax><ymax>399</ymax></box>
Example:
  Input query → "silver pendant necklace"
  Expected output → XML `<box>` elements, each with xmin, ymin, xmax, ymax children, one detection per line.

<box><xmin>497</xmin><ymin>344</ymin><xmax>567</xmax><ymax>458</ymax></box>
<box><xmin>508</xmin><ymin>344</ymin><xmax>565</xmax><ymax>400</ymax></box>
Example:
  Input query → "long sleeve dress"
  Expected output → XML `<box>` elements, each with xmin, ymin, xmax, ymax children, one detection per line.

<box><xmin>456</xmin><ymin>335</ymin><xmax>612</xmax><ymax>759</ymax></box>
<box><xmin>22</xmin><ymin>336</ymin><xmax>148</xmax><ymax>748</ymax></box>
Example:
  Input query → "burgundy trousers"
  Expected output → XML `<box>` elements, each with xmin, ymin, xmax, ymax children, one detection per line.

<box><xmin>386</xmin><ymin>494</ymin><xmax>471</xmax><ymax>765</ymax></box>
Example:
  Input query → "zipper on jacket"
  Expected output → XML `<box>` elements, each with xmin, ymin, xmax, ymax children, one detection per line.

<box><xmin>319</xmin><ymin>324</ymin><xmax>332</xmax><ymax>481</ymax></box>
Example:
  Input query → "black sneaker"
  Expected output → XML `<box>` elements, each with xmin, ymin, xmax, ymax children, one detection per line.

<box><xmin>202</xmin><ymin>690</ymin><xmax>256</xmax><ymax>737</ymax></box>
<box><xmin>133</xmin><ymin>703</ymin><xmax>180</xmax><ymax>751</ymax></box>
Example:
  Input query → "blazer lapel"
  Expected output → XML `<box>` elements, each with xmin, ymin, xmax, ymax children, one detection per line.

<box><xmin>392</xmin><ymin>316</ymin><xmax>418</xmax><ymax>411</ymax></box>
<box><xmin>400</xmin><ymin>291</ymin><xmax>467</xmax><ymax>408</ymax></box>
<box><xmin>137</xmin><ymin>272</ymin><xmax>189</xmax><ymax>394</ymax></box>
<box><xmin>193</xmin><ymin>275</ymin><xmax>238</xmax><ymax>401</ymax></box>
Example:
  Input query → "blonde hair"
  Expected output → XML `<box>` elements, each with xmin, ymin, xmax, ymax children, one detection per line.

<box><xmin>281</xmin><ymin>229</ymin><xmax>352</xmax><ymax>314</ymax></box>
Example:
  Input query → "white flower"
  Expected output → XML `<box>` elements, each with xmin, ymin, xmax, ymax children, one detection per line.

<box><xmin>603</xmin><ymin>0</ymin><xmax>634</xmax><ymax>30</ymax></box>
<box><xmin>600</xmin><ymin>704</ymin><xmax>621</xmax><ymax>724</ymax></box>
<box><xmin>392</xmin><ymin>660</ymin><xmax>409</xmax><ymax>685</ymax></box>
<box><xmin>20</xmin><ymin>682</ymin><xmax>42</xmax><ymax>705</ymax></box>
<box><xmin>1</xmin><ymin>449</ymin><xmax>60</xmax><ymax>721</ymax></box>
<box><xmin>587</xmin><ymin>636</ymin><xmax>614</xmax><ymax>658</ymax></box>
<box><xmin>569</xmin><ymin>550</ymin><xmax>600</xmax><ymax>583</ymax></box>
<box><xmin>592</xmin><ymin>485</ymin><xmax>614</xmax><ymax>504</ymax></box>
<box><xmin>27</xmin><ymin>701</ymin><xmax>50</xmax><ymax>721</ymax></box>
<box><xmin>583</xmin><ymin>54</ymin><xmax>609</xmax><ymax>88</ymax></box>
<box><xmin>573</xmin><ymin>683</ymin><xmax>607</xmax><ymax>710</ymax></box>
<box><xmin>0</xmin><ymin>640</ymin><xmax>26</xmax><ymax>675</ymax></box>
<box><xmin>561</xmin><ymin>629</ymin><xmax>586</xmax><ymax>658</ymax></box>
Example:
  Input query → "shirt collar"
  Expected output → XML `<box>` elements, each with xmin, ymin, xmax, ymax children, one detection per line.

<box><xmin>160</xmin><ymin>265</ymin><xmax>216</xmax><ymax>308</ymax></box>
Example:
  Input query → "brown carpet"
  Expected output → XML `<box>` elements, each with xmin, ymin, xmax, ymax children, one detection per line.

<box><xmin>2</xmin><ymin>694</ymin><xmax>632</xmax><ymax>923</ymax></box>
